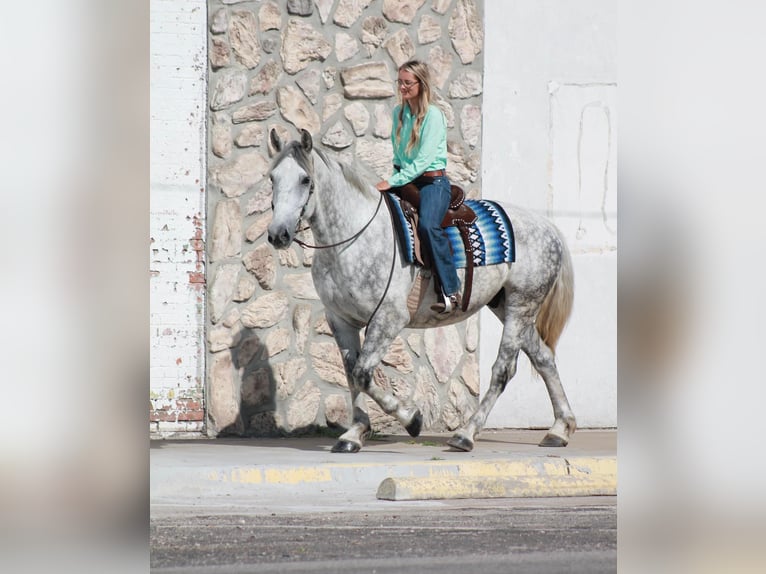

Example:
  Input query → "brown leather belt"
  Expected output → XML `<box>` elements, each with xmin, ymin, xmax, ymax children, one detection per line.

<box><xmin>394</xmin><ymin>165</ymin><xmax>446</xmax><ymax>179</ymax></box>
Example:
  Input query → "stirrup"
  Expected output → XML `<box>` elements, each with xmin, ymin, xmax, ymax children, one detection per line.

<box><xmin>430</xmin><ymin>292</ymin><xmax>461</xmax><ymax>314</ymax></box>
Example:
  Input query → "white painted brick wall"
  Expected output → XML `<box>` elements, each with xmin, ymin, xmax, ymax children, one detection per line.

<box><xmin>150</xmin><ymin>0</ymin><xmax>207</xmax><ymax>435</ymax></box>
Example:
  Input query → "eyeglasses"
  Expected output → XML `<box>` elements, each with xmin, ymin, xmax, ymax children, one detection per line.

<box><xmin>396</xmin><ymin>79</ymin><xmax>419</xmax><ymax>88</ymax></box>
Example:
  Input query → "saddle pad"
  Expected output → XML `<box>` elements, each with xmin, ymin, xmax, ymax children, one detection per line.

<box><xmin>387</xmin><ymin>194</ymin><xmax>515</xmax><ymax>268</ymax></box>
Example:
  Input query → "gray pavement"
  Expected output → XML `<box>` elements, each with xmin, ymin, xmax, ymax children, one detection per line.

<box><xmin>151</xmin><ymin>429</ymin><xmax>616</xmax><ymax>516</ymax></box>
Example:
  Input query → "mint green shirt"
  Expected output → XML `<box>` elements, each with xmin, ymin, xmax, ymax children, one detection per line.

<box><xmin>388</xmin><ymin>104</ymin><xmax>448</xmax><ymax>188</ymax></box>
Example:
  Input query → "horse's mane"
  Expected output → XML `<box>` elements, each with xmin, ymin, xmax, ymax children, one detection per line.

<box><xmin>272</xmin><ymin>140</ymin><xmax>378</xmax><ymax>200</ymax></box>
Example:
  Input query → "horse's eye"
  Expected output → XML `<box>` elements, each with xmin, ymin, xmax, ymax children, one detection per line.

<box><xmin>301</xmin><ymin>176</ymin><xmax>311</xmax><ymax>186</ymax></box>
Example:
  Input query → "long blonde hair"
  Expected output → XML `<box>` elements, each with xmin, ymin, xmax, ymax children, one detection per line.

<box><xmin>395</xmin><ymin>60</ymin><xmax>433</xmax><ymax>155</ymax></box>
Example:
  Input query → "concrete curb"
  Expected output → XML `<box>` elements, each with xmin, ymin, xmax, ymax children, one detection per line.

<box><xmin>376</xmin><ymin>456</ymin><xmax>617</xmax><ymax>500</ymax></box>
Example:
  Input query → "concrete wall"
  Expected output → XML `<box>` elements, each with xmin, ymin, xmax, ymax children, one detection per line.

<box><xmin>150</xmin><ymin>0</ymin><xmax>208</xmax><ymax>435</ymax></box>
<box><xmin>480</xmin><ymin>0</ymin><xmax>617</xmax><ymax>428</ymax></box>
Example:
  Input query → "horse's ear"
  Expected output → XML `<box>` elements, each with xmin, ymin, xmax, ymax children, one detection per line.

<box><xmin>270</xmin><ymin>129</ymin><xmax>283</xmax><ymax>153</ymax></box>
<box><xmin>300</xmin><ymin>129</ymin><xmax>313</xmax><ymax>153</ymax></box>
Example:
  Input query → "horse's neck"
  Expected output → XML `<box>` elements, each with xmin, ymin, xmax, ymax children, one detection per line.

<box><xmin>310</xmin><ymin>155</ymin><xmax>383</xmax><ymax>243</ymax></box>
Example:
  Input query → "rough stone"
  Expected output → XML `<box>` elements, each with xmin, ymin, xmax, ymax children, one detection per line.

<box><xmin>235</xmin><ymin>123</ymin><xmax>265</xmax><ymax>148</ymax></box>
<box><xmin>322</xmin><ymin>67</ymin><xmax>337</xmax><ymax>89</ymax></box>
<box><xmin>447</xmin><ymin>140</ymin><xmax>480</xmax><ymax>184</ymax></box>
<box><xmin>211</xmin><ymin>152</ymin><xmax>271</xmax><ymax>197</ymax></box>
<box><xmin>465</xmin><ymin>315</ymin><xmax>478</xmax><ymax>352</ymax></box>
<box><xmin>210</xmin><ymin>37</ymin><xmax>231</xmax><ymax>70</ymax></box>
<box><xmin>383</xmin><ymin>29</ymin><xmax>416</xmax><ymax>69</ymax></box>
<box><xmin>418</xmin><ymin>14</ymin><xmax>442</xmax><ymax>44</ymax></box>
<box><xmin>335</xmin><ymin>31</ymin><xmax>360</xmax><ymax>62</ymax></box>
<box><xmin>209</xmin><ymin>199</ymin><xmax>242</xmax><ymax>262</ymax></box>
<box><xmin>280</xmin><ymin>18</ymin><xmax>332</xmax><ymax>74</ymax></box>
<box><xmin>443</xmin><ymin>380</ymin><xmax>476</xmax><ymax>430</ymax></box>
<box><xmin>296</xmin><ymin>68</ymin><xmax>321</xmax><ymax>104</ymax></box>
<box><xmin>432</xmin><ymin>91</ymin><xmax>455</xmax><ymax>127</ymax></box>
<box><xmin>292</xmin><ymin>304</ymin><xmax>312</xmax><ymax>354</ymax></box>
<box><xmin>460</xmin><ymin>104</ymin><xmax>482</xmax><ymax>148</ymax></box>
<box><xmin>424</xmin><ymin>324</ymin><xmax>463</xmax><ymax>383</ymax></box>
<box><xmin>343</xmin><ymin>102</ymin><xmax>370</xmax><ymax>136</ymax></box>
<box><xmin>284</xmin><ymin>273</ymin><xmax>320</xmax><ymax>300</ymax></box>
<box><xmin>411</xmin><ymin>366</ymin><xmax>441</xmax><ymax>429</ymax></box>
<box><xmin>232</xmin><ymin>101</ymin><xmax>279</xmax><ymax>123</ymax></box>
<box><xmin>245</xmin><ymin>214</ymin><xmax>271</xmax><ymax>243</ymax></box>
<box><xmin>449</xmin><ymin>0</ymin><xmax>483</xmax><ymax>64</ymax></box>
<box><xmin>460</xmin><ymin>352</ymin><xmax>480</xmax><ymax>396</ymax></box>
<box><xmin>237</xmin><ymin>335</ymin><xmax>266</xmax><ymax>367</ymax></box>
<box><xmin>248</xmin><ymin>411</ymin><xmax>279</xmax><ymax>435</ymax></box>
<box><xmin>233</xmin><ymin>274</ymin><xmax>256</xmax><ymax>302</ymax></box>
<box><xmin>262</xmin><ymin>36</ymin><xmax>279</xmax><ymax>54</ymax></box>
<box><xmin>241</xmin><ymin>368</ymin><xmax>272</xmax><ymax>408</ymax></box>
<box><xmin>241</xmin><ymin>292</ymin><xmax>289</xmax><ymax>328</ymax></box>
<box><xmin>209</xmin><ymin>263</ymin><xmax>240</xmax><ymax>323</ymax></box>
<box><xmin>449</xmin><ymin>70</ymin><xmax>483</xmax><ymax>98</ymax></box>
<box><xmin>382</xmin><ymin>0</ymin><xmax>426</xmax><ymax>24</ymax></box>
<box><xmin>287</xmin><ymin>0</ymin><xmax>313</xmax><ymax>16</ymax></box>
<box><xmin>407</xmin><ymin>332</ymin><xmax>423</xmax><ymax>356</ymax></box>
<box><xmin>315</xmin><ymin>0</ymin><xmax>333</xmax><ymax>24</ymax></box>
<box><xmin>427</xmin><ymin>44</ymin><xmax>453</xmax><ymax>90</ymax></box>
<box><xmin>259</xmin><ymin>1</ymin><xmax>281</xmax><ymax>31</ymax></box>
<box><xmin>275</xmin><ymin>358</ymin><xmax>307</xmax><ymax>400</ymax></box>
<box><xmin>324</xmin><ymin>394</ymin><xmax>349</xmax><ymax>427</ymax></box>
<box><xmin>277</xmin><ymin>85</ymin><xmax>321</xmax><ymax>133</ymax></box>
<box><xmin>248</xmin><ymin>60</ymin><xmax>283</xmax><ymax>95</ymax></box>
<box><xmin>211</xmin><ymin>8</ymin><xmax>228</xmax><ymax>34</ymax></box>
<box><xmin>431</xmin><ymin>0</ymin><xmax>452</xmax><ymax>15</ymax></box>
<box><xmin>245</xmin><ymin>179</ymin><xmax>273</xmax><ymax>215</ymax></box>
<box><xmin>321</xmin><ymin>121</ymin><xmax>354</xmax><ymax>149</ymax></box>
<box><xmin>265</xmin><ymin>327</ymin><xmax>291</xmax><ymax>357</ymax></box>
<box><xmin>278</xmin><ymin>248</ymin><xmax>301</xmax><ymax>268</ymax></box>
<box><xmin>373</xmin><ymin>103</ymin><xmax>392</xmax><ymax>138</ymax></box>
<box><xmin>208</xmin><ymin>351</ymin><xmax>243</xmax><ymax>434</ymax></box>
<box><xmin>210</xmin><ymin>70</ymin><xmax>247</xmax><ymax>111</ymax></box>
<box><xmin>313</xmin><ymin>316</ymin><xmax>333</xmax><ymax>336</ymax></box>
<box><xmin>229</xmin><ymin>10</ymin><xmax>261</xmax><ymax>69</ymax></box>
<box><xmin>222</xmin><ymin>307</ymin><xmax>241</xmax><ymax>328</ymax></box>
<box><xmin>286</xmin><ymin>382</ymin><xmax>321</xmax><ymax>430</ymax></box>
<box><xmin>208</xmin><ymin>323</ymin><xmax>242</xmax><ymax>353</ymax></box>
<box><xmin>310</xmin><ymin>342</ymin><xmax>347</xmax><ymax>386</ymax></box>
<box><xmin>243</xmin><ymin>243</ymin><xmax>276</xmax><ymax>289</ymax></box>
<box><xmin>212</xmin><ymin>112</ymin><xmax>232</xmax><ymax>158</ymax></box>
<box><xmin>333</xmin><ymin>0</ymin><xmax>374</xmax><ymax>28</ymax></box>
<box><xmin>340</xmin><ymin>61</ymin><xmax>396</xmax><ymax>99</ymax></box>
<box><xmin>361</xmin><ymin>16</ymin><xmax>387</xmax><ymax>47</ymax></box>
<box><xmin>322</xmin><ymin>92</ymin><xmax>344</xmax><ymax>122</ymax></box>
<box><xmin>381</xmin><ymin>336</ymin><xmax>414</xmax><ymax>373</ymax></box>
<box><xmin>355</xmin><ymin>138</ymin><xmax>394</xmax><ymax>179</ymax></box>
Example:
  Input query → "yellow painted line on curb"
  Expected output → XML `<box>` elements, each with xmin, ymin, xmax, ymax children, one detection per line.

<box><xmin>378</xmin><ymin>457</ymin><xmax>617</xmax><ymax>501</ymax></box>
<box><xmin>209</xmin><ymin>466</ymin><xmax>333</xmax><ymax>485</ymax></box>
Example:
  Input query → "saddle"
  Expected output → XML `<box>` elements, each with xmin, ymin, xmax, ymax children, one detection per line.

<box><xmin>389</xmin><ymin>181</ymin><xmax>477</xmax><ymax>312</ymax></box>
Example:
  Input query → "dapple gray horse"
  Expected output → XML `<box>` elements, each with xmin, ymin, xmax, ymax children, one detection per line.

<box><xmin>267</xmin><ymin>129</ymin><xmax>576</xmax><ymax>453</ymax></box>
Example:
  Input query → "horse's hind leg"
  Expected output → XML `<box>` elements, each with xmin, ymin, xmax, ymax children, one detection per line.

<box><xmin>326</xmin><ymin>313</ymin><xmax>371</xmax><ymax>453</ymax></box>
<box><xmin>447</xmin><ymin>316</ymin><xmax>522</xmax><ymax>452</ymax></box>
<box><xmin>521</xmin><ymin>325</ymin><xmax>577</xmax><ymax>447</ymax></box>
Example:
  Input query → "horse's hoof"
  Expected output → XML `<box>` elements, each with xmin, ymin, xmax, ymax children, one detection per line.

<box><xmin>538</xmin><ymin>433</ymin><xmax>568</xmax><ymax>447</ymax></box>
<box><xmin>447</xmin><ymin>435</ymin><xmax>474</xmax><ymax>452</ymax></box>
<box><xmin>405</xmin><ymin>410</ymin><xmax>423</xmax><ymax>437</ymax></box>
<box><xmin>331</xmin><ymin>439</ymin><xmax>361</xmax><ymax>453</ymax></box>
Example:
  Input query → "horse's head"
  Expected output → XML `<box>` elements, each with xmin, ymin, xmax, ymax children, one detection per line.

<box><xmin>267</xmin><ymin>129</ymin><xmax>315</xmax><ymax>249</ymax></box>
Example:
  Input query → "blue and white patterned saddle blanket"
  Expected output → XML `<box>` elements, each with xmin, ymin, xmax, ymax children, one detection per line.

<box><xmin>387</xmin><ymin>193</ymin><xmax>515</xmax><ymax>268</ymax></box>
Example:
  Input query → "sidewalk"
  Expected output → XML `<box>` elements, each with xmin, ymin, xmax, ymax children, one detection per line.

<box><xmin>150</xmin><ymin>429</ymin><xmax>616</xmax><ymax>515</ymax></box>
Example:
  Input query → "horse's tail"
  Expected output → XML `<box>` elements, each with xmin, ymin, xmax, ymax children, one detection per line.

<box><xmin>536</xmin><ymin>226</ymin><xmax>574</xmax><ymax>354</ymax></box>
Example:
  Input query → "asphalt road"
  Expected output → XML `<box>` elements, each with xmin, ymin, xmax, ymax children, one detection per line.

<box><xmin>150</xmin><ymin>497</ymin><xmax>616</xmax><ymax>573</ymax></box>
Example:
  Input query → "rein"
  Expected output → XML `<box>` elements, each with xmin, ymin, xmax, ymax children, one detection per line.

<box><xmin>294</xmin><ymin>192</ymin><xmax>384</xmax><ymax>249</ymax></box>
<box><xmin>293</xmin><ymin>189</ymin><xmax>397</xmax><ymax>331</ymax></box>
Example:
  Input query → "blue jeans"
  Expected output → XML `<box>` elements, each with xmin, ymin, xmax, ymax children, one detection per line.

<box><xmin>417</xmin><ymin>176</ymin><xmax>460</xmax><ymax>295</ymax></box>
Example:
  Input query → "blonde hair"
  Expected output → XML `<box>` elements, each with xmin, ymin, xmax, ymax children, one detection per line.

<box><xmin>395</xmin><ymin>60</ymin><xmax>433</xmax><ymax>154</ymax></box>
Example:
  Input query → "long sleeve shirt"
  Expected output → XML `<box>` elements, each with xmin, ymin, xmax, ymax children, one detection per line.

<box><xmin>388</xmin><ymin>104</ymin><xmax>448</xmax><ymax>188</ymax></box>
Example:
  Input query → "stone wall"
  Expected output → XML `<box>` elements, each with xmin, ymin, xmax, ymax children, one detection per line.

<box><xmin>205</xmin><ymin>0</ymin><xmax>485</xmax><ymax>436</ymax></box>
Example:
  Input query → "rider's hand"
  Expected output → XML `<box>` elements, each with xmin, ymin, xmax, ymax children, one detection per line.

<box><xmin>375</xmin><ymin>180</ymin><xmax>391</xmax><ymax>192</ymax></box>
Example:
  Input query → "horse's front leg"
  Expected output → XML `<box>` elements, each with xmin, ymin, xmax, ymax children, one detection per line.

<box><xmin>352</xmin><ymin>311</ymin><xmax>422</xmax><ymax>439</ymax></box>
<box><xmin>325</xmin><ymin>312</ymin><xmax>371</xmax><ymax>453</ymax></box>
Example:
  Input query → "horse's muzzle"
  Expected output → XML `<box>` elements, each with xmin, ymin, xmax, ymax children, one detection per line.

<box><xmin>267</xmin><ymin>226</ymin><xmax>293</xmax><ymax>249</ymax></box>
